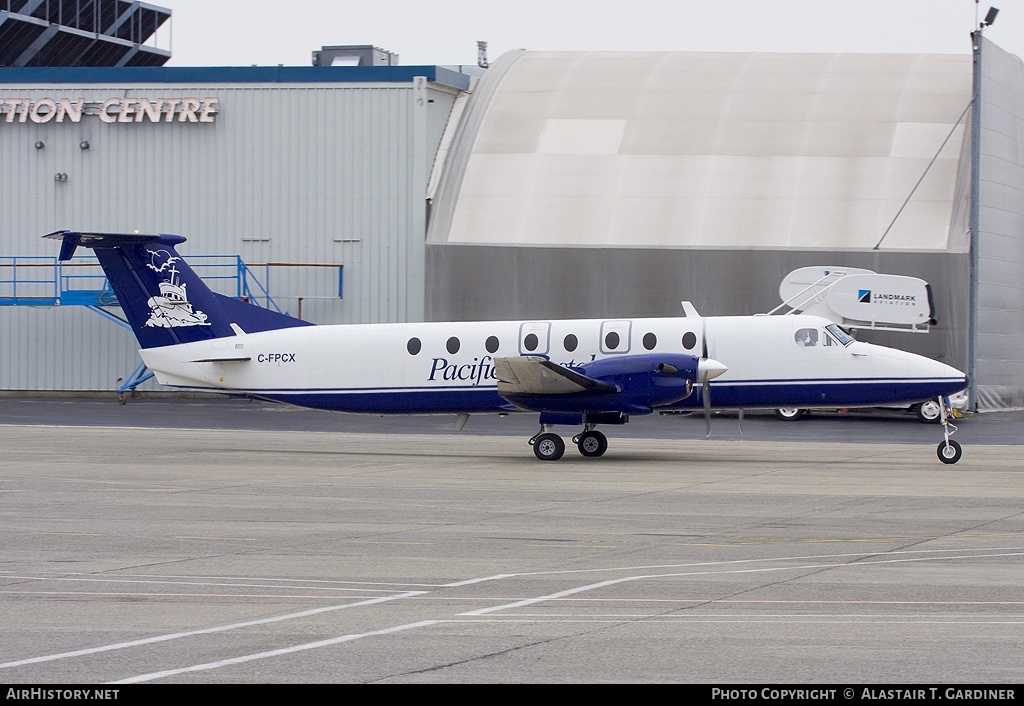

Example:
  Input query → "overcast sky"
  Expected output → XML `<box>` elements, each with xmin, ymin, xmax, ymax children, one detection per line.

<box><xmin>153</xmin><ymin>0</ymin><xmax>1022</xmax><ymax>68</ymax></box>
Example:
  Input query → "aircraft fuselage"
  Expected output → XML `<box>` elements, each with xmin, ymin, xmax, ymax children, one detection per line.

<box><xmin>140</xmin><ymin>313</ymin><xmax>965</xmax><ymax>415</ymax></box>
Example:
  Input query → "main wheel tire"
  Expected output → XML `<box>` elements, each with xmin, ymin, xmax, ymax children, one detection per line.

<box><xmin>915</xmin><ymin>399</ymin><xmax>942</xmax><ymax>424</ymax></box>
<box><xmin>937</xmin><ymin>439</ymin><xmax>962</xmax><ymax>464</ymax></box>
<box><xmin>533</xmin><ymin>433</ymin><xmax>565</xmax><ymax>461</ymax></box>
<box><xmin>774</xmin><ymin>407</ymin><xmax>805</xmax><ymax>421</ymax></box>
<box><xmin>577</xmin><ymin>430</ymin><xmax>608</xmax><ymax>458</ymax></box>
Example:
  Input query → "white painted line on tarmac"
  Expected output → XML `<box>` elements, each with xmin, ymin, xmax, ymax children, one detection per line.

<box><xmin>443</xmin><ymin>573</ymin><xmax>518</xmax><ymax>587</ymax></box>
<box><xmin>0</xmin><ymin>569</ymin><xmax>448</xmax><ymax>589</ymax></box>
<box><xmin>443</xmin><ymin>545</ymin><xmax>1024</xmax><ymax>581</ymax></box>
<box><xmin>482</xmin><ymin>612</ymin><xmax>1024</xmax><ymax>618</ymax></box>
<box><xmin>459</xmin><ymin>550</ymin><xmax>1024</xmax><ymax>616</ymax></box>
<box><xmin>0</xmin><ymin>592</ymin><xmax>425</xmax><ymax>670</ymax></box>
<box><xmin>0</xmin><ymin>573</ymin><xmax>422</xmax><ymax>593</ymax></box>
<box><xmin>4</xmin><ymin>547</ymin><xmax>1021</xmax><ymax>675</ymax></box>
<box><xmin>108</xmin><ymin>620</ymin><xmax>441</xmax><ymax>684</ymax></box>
<box><xmin>460</xmin><ymin>576</ymin><xmax>647</xmax><ymax>616</ymax></box>
<box><xmin>452</xmin><ymin>617</ymin><xmax>1024</xmax><ymax>625</ymax></box>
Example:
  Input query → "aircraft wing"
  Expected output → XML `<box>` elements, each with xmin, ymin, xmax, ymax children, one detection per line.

<box><xmin>494</xmin><ymin>356</ymin><xmax>618</xmax><ymax>395</ymax></box>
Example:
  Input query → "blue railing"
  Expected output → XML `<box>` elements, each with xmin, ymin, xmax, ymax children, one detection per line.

<box><xmin>56</xmin><ymin>257</ymin><xmax>116</xmax><ymax>306</ymax></box>
<box><xmin>1</xmin><ymin>254</ymin><xmax>281</xmax><ymax>311</ymax></box>
<box><xmin>2</xmin><ymin>253</ymin><xmax>304</xmax><ymax>398</ymax></box>
<box><xmin>0</xmin><ymin>256</ymin><xmax>60</xmax><ymax>305</ymax></box>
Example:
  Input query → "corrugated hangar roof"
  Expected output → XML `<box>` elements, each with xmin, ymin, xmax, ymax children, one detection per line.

<box><xmin>430</xmin><ymin>50</ymin><xmax>973</xmax><ymax>250</ymax></box>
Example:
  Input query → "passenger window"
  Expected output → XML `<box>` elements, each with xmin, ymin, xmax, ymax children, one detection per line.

<box><xmin>407</xmin><ymin>337</ymin><xmax>421</xmax><ymax>355</ymax></box>
<box><xmin>682</xmin><ymin>331</ymin><xmax>697</xmax><ymax>350</ymax></box>
<box><xmin>446</xmin><ymin>336</ymin><xmax>460</xmax><ymax>354</ymax></box>
<box><xmin>485</xmin><ymin>336</ymin><xmax>499</xmax><ymax>353</ymax></box>
<box><xmin>563</xmin><ymin>334</ymin><xmax>578</xmax><ymax>352</ymax></box>
<box><xmin>523</xmin><ymin>333</ymin><xmax>539</xmax><ymax>351</ymax></box>
<box><xmin>795</xmin><ymin>328</ymin><xmax>818</xmax><ymax>347</ymax></box>
<box><xmin>643</xmin><ymin>332</ymin><xmax>657</xmax><ymax>350</ymax></box>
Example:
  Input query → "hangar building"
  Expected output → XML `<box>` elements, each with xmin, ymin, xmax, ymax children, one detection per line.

<box><xmin>1</xmin><ymin>17</ymin><xmax>1022</xmax><ymax>409</ymax></box>
<box><xmin>426</xmin><ymin>41</ymin><xmax>1023</xmax><ymax>412</ymax></box>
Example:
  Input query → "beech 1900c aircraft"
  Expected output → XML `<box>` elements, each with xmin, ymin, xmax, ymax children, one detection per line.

<box><xmin>47</xmin><ymin>231</ymin><xmax>969</xmax><ymax>464</ymax></box>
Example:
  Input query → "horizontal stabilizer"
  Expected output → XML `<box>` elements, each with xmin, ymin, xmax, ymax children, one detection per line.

<box><xmin>45</xmin><ymin>230</ymin><xmax>177</xmax><ymax>261</ymax></box>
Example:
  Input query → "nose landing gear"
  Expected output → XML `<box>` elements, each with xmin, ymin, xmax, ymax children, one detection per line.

<box><xmin>935</xmin><ymin>396</ymin><xmax>962</xmax><ymax>464</ymax></box>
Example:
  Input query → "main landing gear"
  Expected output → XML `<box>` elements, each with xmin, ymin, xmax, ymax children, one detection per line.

<box><xmin>936</xmin><ymin>395</ymin><xmax>962</xmax><ymax>464</ymax></box>
<box><xmin>529</xmin><ymin>425</ymin><xmax>608</xmax><ymax>461</ymax></box>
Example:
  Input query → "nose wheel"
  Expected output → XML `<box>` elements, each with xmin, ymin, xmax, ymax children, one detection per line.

<box><xmin>937</xmin><ymin>439</ymin><xmax>962</xmax><ymax>464</ymax></box>
<box><xmin>935</xmin><ymin>396</ymin><xmax>962</xmax><ymax>464</ymax></box>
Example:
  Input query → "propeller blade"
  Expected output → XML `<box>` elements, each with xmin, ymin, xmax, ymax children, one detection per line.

<box><xmin>696</xmin><ymin>317</ymin><xmax>728</xmax><ymax>440</ymax></box>
<box><xmin>701</xmin><ymin>316</ymin><xmax>708</xmax><ymax>359</ymax></box>
<box><xmin>703</xmin><ymin>378</ymin><xmax>712</xmax><ymax>439</ymax></box>
<box><xmin>702</xmin><ymin>317</ymin><xmax>711</xmax><ymax>438</ymax></box>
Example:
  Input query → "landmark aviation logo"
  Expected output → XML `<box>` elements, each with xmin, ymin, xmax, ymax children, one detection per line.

<box><xmin>858</xmin><ymin>289</ymin><xmax>916</xmax><ymax>306</ymax></box>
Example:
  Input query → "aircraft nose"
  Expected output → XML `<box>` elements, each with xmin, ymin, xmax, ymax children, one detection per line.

<box><xmin>698</xmin><ymin>357</ymin><xmax>728</xmax><ymax>382</ymax></box>
<box><xmin>905</xmin><ymin>350</ymin><xmax>968</xmax><ymax>394</ymax></box>
<box><xmin>932</xmin><ymin>357</ymin><xmax>967</xmax><ymax>383</ymax></box>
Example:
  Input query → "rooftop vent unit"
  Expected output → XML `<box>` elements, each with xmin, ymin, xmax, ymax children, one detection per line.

<box><xmin>311</xmin><ymin>45</ymin><xmax>399</xmax><ymax>67</ymax></box>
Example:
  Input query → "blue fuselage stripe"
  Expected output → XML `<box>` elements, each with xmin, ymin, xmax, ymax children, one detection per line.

<box><xmin>171</xmin><ymin>376</ymin><xmax>966</xmax><ymax>415</ymax></box>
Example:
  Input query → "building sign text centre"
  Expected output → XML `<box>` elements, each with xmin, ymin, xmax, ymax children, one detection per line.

<box><xmin>1</xmin><ymin>97</ymin><xmax>219</xmax><ymax>124</ymax></box>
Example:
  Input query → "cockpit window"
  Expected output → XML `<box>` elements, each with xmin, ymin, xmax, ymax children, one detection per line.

<box><xmin>825</xmin><ymin>323</ymin><xmax>856</xmax><ymax>347</ymax></box>
<box><xmin>795</xmin><ymin>328</ymin><xmax>818</xmax><ymax>347</ymax></box>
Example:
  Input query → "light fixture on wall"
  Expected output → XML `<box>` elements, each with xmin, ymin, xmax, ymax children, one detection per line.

<box><xmin>34</xmin><ymin>141</ymin><xmax>44</xmax><ymax>150</ymax></box>
<box><xmin>79</xmin><ymin>140</ymin><xmax>90</xmax><ymax>150</ymax></box>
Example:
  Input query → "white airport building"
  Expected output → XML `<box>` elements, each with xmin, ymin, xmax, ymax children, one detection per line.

<box><xmin>1</xmin><ymin>3</ymin><xmax>1022</xmax><ymax>410</ymax></box>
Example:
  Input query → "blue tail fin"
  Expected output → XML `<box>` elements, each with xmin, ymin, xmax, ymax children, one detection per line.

<box><xmin>46</xmin><ymin>231</ymin><xmax>312</xmax><ymax>349</ymax></box>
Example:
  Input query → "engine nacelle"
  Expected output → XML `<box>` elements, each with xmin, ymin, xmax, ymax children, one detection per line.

<box><xmin>507</xmin><ymin>353</ymin><xmax>702</xmax><ymax>416</ymax></box>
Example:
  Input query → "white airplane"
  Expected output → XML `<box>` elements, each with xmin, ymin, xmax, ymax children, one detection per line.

<box><xmin>46</xmin><ymin>231</ymin><xmax>969</xmax><ymax>464</ymax></box>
